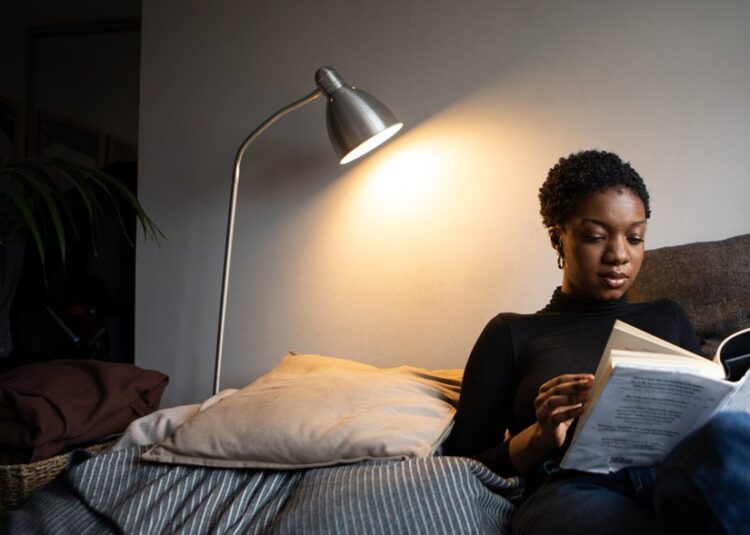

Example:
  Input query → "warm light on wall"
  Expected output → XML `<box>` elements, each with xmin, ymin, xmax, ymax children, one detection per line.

<box><xmin>357</xmin><ymin>141</ymin><xmax>450</xmax><ymax>217</ymax></box>
<box><xmin>297</xmin><ymin>105</ymin><xmax>549</xmax><ymax>297</ymax></box>
<box><xmin>343</xmin><ymin>112</ymin><xmax>526</xmax><ymax>232</ymax></box>
<box><xmin>264</xmin><ymin>103</ymin><xmax>558</xmax><ymax>371</ymax></box>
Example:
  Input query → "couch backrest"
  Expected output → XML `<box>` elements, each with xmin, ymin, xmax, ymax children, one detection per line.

<box><xmin>629</xmin><ymin>233</ymin><xmax>750</xmax><ymax>356</ymax></box>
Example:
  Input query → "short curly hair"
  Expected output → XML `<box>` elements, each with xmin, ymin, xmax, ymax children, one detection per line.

<box><xmin>539</xmin><ymin>150</ymin><xmax>651</xmax><ymax>229</ymax></box>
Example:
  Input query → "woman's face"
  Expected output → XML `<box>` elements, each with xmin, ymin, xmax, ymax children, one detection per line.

<box><xmin>556</xmin><ymin>187</ymin><xmax>647</xmax><ymax>301</ymax></box>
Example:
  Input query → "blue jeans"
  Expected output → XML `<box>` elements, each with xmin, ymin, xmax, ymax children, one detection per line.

<box><xmin>512</xmin><ymin>412</ymin><xmax>750</xmax><ymax>535</ymax></box>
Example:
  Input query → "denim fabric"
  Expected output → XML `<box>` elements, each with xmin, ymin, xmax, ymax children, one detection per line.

<box><xmin>512</xmin><ymin>412</ymin><xmax>750</xmax><ymax>535</ymax></box>
<box><xmin>511</xmin><ymin>468</ymin><xmax>662</xmax><ymax>535</ymax></box>
<box><xmin>655</xmin><ymin>411</ymin><xmax>750</xmax><ymax>535</ymax></box>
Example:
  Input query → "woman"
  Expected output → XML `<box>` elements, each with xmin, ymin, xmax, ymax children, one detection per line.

<box><xmin>444</xmin><ymin>150</ymin><xmax>747</xmax><ymax>534</ymax></box>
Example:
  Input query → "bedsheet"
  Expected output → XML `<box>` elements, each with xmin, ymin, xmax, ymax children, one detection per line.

<box><xmin>1</xmin><ymin>446</ymin><xmax>520</xmax><ymax>534</ymax></box>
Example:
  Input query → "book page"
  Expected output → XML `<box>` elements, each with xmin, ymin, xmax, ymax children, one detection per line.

<box><xmin>561</xmin><ymin>364</ymin><xmax>735</xmax><ymax>473</ymax></box>
<box><xmin>572</xmin><ymin>321</ymin><xmax>712</xmax><ymax>444</ymax></box>
<box><xmin>606</xmin><ymin>320</ymin><xmax>702</xmax><ymax>359</ymax></box>
<box><xmin>589</xmin><ymin>321</ymin><xmax>704</xmax><ymax>410</ymax></box>
<box><xmin>611</xmin><ymin>350</ymin><xmax>724</xmax><ymax>379</ymax></box>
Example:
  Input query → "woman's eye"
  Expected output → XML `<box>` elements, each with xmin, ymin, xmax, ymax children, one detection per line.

<box><xmin>583</xmin><ymin>235</ymin><xmax>604</xmax><ymax>242</ymax></box>
<box><xmin>628</xmin><ymin>237</ymin><xmax>644</xmax><ymax>244</ymax></box>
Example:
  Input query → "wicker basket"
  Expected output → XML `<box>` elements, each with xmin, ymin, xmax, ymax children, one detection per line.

<box><xmin>0</xmin><ymin>441</ymin><xmax>114</xmax><ymax>511</ymax></box>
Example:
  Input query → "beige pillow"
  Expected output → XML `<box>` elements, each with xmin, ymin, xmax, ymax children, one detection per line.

<box><xmin>142</xmin><ymin>354</ymin><xmax>462</xmax><ymax>469</ymax></box>
<box><xmin>113</xmin><ymin>388</ymin><xmax>239</xmax><ymax>450</ymax></box>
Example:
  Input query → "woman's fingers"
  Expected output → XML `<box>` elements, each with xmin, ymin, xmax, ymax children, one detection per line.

<box><xmin>538</xmin><ymin>374</ymin><xmax>594</xmax><ymax>394</ymax></box>
<box><xmin>535</xmin><ymin>388</ymin><xmax>590</xmax><ymax>413</ymax></box>
<box><xmin>535</xmin><ymin>395</ymin><xmax>586</xmax><ymax>420</ymax></box>
<box><xmin>537</xmin><ymin>392</ymin><xmax>589</xmax><ymax>409</ymax></box>
<box><xmin>535</xmin><ymin>374</ymin><xmax>594</xmax><ymax>424</ymax></box>
<box><xmin>533</xmin><ymin>374</ymin><xmax>595</xmax><ymax>441</ymax></box>
<box><xmin>536</xmin><ymin>382</ymin><xmax>592</xmax><ymax>411</ymax></box>
<box><xmin>546</xmin><ymin>403</ymin><xmax>585</xmax><ymax>422</ymax></box>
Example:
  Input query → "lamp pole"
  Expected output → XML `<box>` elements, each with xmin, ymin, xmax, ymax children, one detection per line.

<box><xmin>213</xmin><ymin>67</ymin><xmax>402</xmax><ymax>394</ymax></box>
<box><xmin>213</xmin><ymin>89</ymin><xmax>323</xmax><ymax>395</ymax></box>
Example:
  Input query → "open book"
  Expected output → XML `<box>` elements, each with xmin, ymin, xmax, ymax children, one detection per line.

<box><xmin>560</xmin><ymin>320</ymin><xmax>750</xmax><ymax>474</ymax></box>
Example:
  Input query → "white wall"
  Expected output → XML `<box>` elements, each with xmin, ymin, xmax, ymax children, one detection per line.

<box><xmin>138</xmin><ymin>0</ymin><xmax>750</xmax><ymax>407</ymax></box>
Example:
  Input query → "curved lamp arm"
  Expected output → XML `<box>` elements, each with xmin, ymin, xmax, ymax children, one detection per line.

<box><xmin>213</xmin><ymin>88</ymin><xmax>322</xmax><ymax>394</ymax></box>
<box><xmin>213</xmin><ymin>67</ymin><xmax>401</xmax><ymax>395</ymax></box>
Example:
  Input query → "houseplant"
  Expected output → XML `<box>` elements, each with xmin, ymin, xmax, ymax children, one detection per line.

<box><xmin>0</xmin><ymin>157</ymin><xmax>163</xmax><ymax>358</ymax></box>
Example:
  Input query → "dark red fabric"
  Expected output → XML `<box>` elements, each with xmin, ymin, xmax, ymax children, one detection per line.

<box><xmin>0</xmin><ymin>359</ymin><xmax>168</xmax><ymax>463</ymax></box>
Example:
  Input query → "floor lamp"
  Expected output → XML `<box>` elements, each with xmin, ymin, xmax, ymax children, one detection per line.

<box><xmin>213</xmin><ymin>66</ymin><xmax>403</xmax><ymax>394</ymax></box>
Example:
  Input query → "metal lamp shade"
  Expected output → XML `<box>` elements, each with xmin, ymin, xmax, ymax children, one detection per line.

<box><xmin>316</xmin><ymin>67</ymin><xmax>403</xmax><ymax>164</ymax></box>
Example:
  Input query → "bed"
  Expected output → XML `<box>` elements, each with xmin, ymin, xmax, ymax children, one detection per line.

<box><xmin>3</xmin><ymin>447</ymin><xmax>519</xmax><ymax>533</ymax></box>
<box><xmin>1</xmin><ymin>232</ymin><xmax>748</xmax><ymax>534</ymax></box>
<box><xmin>1</xmin><ymin>354</ymin><xmax>522</xmax><ymax>534</ymax></box>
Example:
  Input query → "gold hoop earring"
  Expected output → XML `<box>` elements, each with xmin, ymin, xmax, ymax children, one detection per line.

<box><xmin>557</xmin><ymin>251</ymin><xmax>565</xmax><ymax>270</ymax></box>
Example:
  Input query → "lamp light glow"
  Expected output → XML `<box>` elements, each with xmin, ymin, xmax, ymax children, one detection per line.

<box><xmin>340</xmin><ymin>123</ymin><xmax>403</xmax><ymax>164</ymax></box>
<box><xmin>213</xmin><ymin>67</ymin><xmax>402</xmax><ymax>394</ymax></box>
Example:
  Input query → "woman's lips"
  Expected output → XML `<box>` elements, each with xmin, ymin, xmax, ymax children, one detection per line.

<box><xmin>601</xmin><ymin>272</ymin><xmax>627</xmax><ymax>288</ymax></box>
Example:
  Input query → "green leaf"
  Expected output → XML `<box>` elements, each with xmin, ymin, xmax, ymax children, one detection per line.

<box><xmin>0</xmin><ymin>157</ymin><xmax>165</xmax><ymax>275</ymax></box>
<box><xmin>55</xmin><ymin>192</ymin><xmax>81</xmax><ymax>241</ymax></box>
<box><xmin>3</xmin><ymin>184</ymin><xmax>47</xmax><ymax>272</ymax></box>
<box><xmin>13</xmin><ymin>171</ymin><xmax>67</xmax><ymax>264</ymax></box>
<box><xmin>59</xmin><ymin>159</ymin><xmax>164</xmax><ymax>244</ymax></box>
<box><xmin>61</xmin><ymin>166</ymin><xmax>109</xmax><ymax>257</ymax></box>
<box><xmin>74</xmin><ymin>168</ymin><xmax>135</xmax><ymax>246</ymax></box>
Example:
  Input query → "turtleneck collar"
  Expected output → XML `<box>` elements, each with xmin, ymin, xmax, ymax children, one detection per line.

<box><xmin>540</xmin><ymin>287</ymin><xmax>629</xmax><ymax>314</ymax></box>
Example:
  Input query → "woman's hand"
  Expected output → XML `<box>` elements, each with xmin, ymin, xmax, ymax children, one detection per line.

<box><xmin>508</xmin><ymin>373</ymin><xmax>593</xmax><ymax>473</ymax></box>
<box><xmin>534</xmin><ymin>373</ymin><xmax>594</xmax><ymax>449</ymax></box>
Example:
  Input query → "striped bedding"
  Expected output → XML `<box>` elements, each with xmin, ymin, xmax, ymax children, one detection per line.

<box><xmin>1</xmin><ymin>446</ymin><xmax>521</xmax><ymax>534</ymax></box>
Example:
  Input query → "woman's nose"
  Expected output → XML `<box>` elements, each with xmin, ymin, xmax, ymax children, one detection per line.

<box><xmin>605</xmin><ymin>238</ymin><xmax>629</xmax><ymax>264</ymax></box>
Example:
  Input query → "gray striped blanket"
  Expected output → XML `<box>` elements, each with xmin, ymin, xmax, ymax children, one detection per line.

<box><xmin>1</xmin><ymin>446</ymin><xmax>520</xmax><ymax>534</ymax></box>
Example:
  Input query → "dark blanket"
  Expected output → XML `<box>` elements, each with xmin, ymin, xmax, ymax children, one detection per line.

<box><xmin>1</xmin><ymin>446</ymin><xmax>520</xmax><ymax>534</ymax></box>
<box><xmin>0</xmin><ymin>360</ymin><xmax>168</xmax><ymax>463</ymax></box>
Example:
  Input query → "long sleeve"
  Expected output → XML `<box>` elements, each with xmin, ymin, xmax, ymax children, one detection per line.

<box><xmin>443</xmin><ymin>314</ymin><xmax>520</xmax><ymax>476</ymax></box>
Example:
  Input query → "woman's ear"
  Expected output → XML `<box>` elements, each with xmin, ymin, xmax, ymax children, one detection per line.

<box><xmin>550</xmin><ymin>227</ymin><xmax>565</xmax><ymax>270</ymax></box>
<box><xmin>548</xmin><ymin>228</ymin><xmax>562</xmax><ymax>252</ymax></box>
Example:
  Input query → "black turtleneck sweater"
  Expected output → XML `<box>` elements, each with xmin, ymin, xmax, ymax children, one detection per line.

<box><xmin>443</xmin><ymin>288</ymin><xmax>702</xmax><ymax>478</ymax></box>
